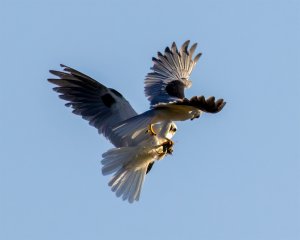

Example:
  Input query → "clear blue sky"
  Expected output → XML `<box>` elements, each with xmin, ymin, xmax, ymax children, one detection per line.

<box><xmin>1</xmin><ymin>0</ymin><xmax>299</xmax><ymax>239</ymax></box>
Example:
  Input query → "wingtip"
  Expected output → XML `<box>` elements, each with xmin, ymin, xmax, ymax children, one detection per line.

<box><xmin>171</xmin><ymin>41</ymin><xmax>178</xmax><ymax>53</ymax></box>
<box><xmin>47</xmin><ymin>78</ymin><xmax>55</xmax><ymax>83</ymax></box>
<box><xmin>189</xmin><ymin>43</ymin><xmax>198</xmax><ymax>56</ymax></box>
<box><xmin>164</xmin><ymin>47</ymin><xmax>172</xmax><ymax>54</ymax></box>
<box><xmin>215</xmin><ymin>99</ymin><xmax>226</xmax><ymax>113</ymax></box>
<box><xmin>49</xmin><ymin>65</ymin><xmax>66</xmax><ymax>77</ymax></box>
<box><xmin>194</xmin><ymin>52</ymin><xmax>202</xmax><ymax>62</ymax></box>
<box><xmin>220</xmin><ymin>101</ymin><xmax>226</xmax><ymax>109</ymax></box>
<box><xmin>181</xmin><ymin>40</ymin><xmax>190</xmax><ymax>53</ymax></box>
<box><xmin>183</xmin><ymin>40</ymin><xmax>190</xmax><ymax>47</ymax></box>
<box><xmin>206</xmin><ymin>96</ymin><xmax>216</xmax><ymax>107</ymax></box>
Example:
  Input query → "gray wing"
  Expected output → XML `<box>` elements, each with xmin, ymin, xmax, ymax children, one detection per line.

<box><xmin>144</xmin><ymin>40</ymin><xmax>202</xmax><ymax>106</ymax></box>
<box><xmin>48</xmin><ymin>64</ymin><xmax>137</xmax><ymax>147</ymax></box>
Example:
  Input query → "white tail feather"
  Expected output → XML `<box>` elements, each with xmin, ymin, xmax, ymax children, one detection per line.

<box><xmin>101</xmin><ymin>147</ymin><xmax>150</xmax><ymax>203</ymax></box>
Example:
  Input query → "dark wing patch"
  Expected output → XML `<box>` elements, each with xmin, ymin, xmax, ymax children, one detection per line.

<box><xmin>48</xmin><ymin>64</ymin><xmax>137</xmax><ymax>147</ymax></box>
<box><xmin>101</xmin><ymin>93</ymin><xmax>116</xmax><ymax>108</ymax></box>
<box><xmin>146</xmin><ymin>162</ymin><xmax>154</xmax><ymax>174</ymax></box>
<box><xmin>173</xmin><ymin>96</ymin><xmax>226</xmax><ymax>113</ymax></box>
<box><xmin>165</xmin><ymin>80</ymin><xmax>185</xmax><ymax>99</ymax></box>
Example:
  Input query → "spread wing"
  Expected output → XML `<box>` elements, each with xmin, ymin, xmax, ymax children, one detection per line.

<box><xmin>144</xmin><ymin>40</ymin><xmax>202</xmax><ymax>106</ymax></box>
<box><xmin>48</xmin><ymin>64</ymin><xmax>137</xmax><ymax>147</ymax></box>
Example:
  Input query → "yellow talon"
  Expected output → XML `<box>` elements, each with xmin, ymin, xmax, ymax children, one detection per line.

<box><xmin>145</xmin><ymin>124</ymin><xmax>156</xmax><ymax>136</ymax></box>
<box><xmin>155</xmin><ymin>139</ymin><xmax>174</xmax><ymax>157</ymax></box>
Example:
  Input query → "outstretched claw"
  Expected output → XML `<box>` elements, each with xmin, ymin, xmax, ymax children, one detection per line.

<box><xmin>155</xmin><ymin>139</ymin><xmax>174</xmax><ymax>157</ymax></box>
<box><xmin>145</xmin><ymin>124</ymin><xmax>156</xmax><ymax>136</ymax></box>
<box><xmin>162</xmin><ymin>139</ymin><xmax>174</xmax><ymax>155</ymax></box>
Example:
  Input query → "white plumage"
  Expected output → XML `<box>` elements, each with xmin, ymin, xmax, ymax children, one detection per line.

<box><xmin>48</xmin><ymin>40</ymin><xmax>225</xmax><ymax>203</ymax></box>
<box><xmin>101</xmin><ymin>121</ymin><xmax>176</xmax><ymax>202</ymax></box>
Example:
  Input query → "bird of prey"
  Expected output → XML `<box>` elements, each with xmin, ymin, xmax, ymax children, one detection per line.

<box><xmin>112</xmin><ymin>40</ymin><xmax>225</xmax><ymax>140</ymax></box>
<box><xmin>48</xmin><ymin>40</ymin><xmax>226</xmax><ymax>203</ymax></box>
<box><xmin>48</xmin><ymin>65</ymin><xmax>177</xmax><ymax>203</ymax></box>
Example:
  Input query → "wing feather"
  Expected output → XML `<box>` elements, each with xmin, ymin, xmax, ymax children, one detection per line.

<box><xmin>144</xmin><ymin>40</ymin><xmax>202</xmax><ymax>106</ymax></box>
<box><xmin>155</xmin><ymin>96</ymin><xmax>226</xmax><ymax>114</ymax></box>
<box><xmin>48</xmin><ymin>64</ymin><xmax>137</xmax><ymax>147</ymax></box>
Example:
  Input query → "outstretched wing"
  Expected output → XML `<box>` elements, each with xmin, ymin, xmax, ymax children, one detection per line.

<box><xmin>144</xmin><ymin>40</ymin><xmax>202</xmax><ymax>106</ymax></box>
<box><xmin>48</xmin><ymin>64</ymin><xmax>137</xmax><ymax>147</ymax></box>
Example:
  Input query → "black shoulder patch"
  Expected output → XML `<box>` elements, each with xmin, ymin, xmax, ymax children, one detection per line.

<box><xmin>146</xmin><ymin>162</ymin><xmax>155</xmax><ymax>174</ymax></box>
<box><xmin>165</xmin><ymin>80</ymin><xmax>185</xmax><ymax>99</ymax></box>
<box><xmin>109</xmin><ymin>88</ymin><xmax>123</xmax><ymax>98</ymax></box>
<box><xmin>101</xmin><ymin>93</ymin><xmax>116</xmax><ymax>108</ymax></box>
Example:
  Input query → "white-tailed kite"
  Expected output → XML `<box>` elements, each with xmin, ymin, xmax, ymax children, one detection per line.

<box><xmin>48</xmin><ymin>40</ymin><xmax>226</xmax><ymax>203</ymax></box>
<box><xmin>48</xmin><ymin>65</ymin><xmax>176</xmax><ymax>203</ymax></box>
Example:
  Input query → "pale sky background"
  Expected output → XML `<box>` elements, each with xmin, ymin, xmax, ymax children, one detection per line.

<box><xmin>1</xmin><ymin>0</ymin><xmax>299</xmax><ymax>239</ymax></box>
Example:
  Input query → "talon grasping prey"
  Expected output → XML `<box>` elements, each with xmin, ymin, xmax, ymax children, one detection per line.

<box><xmin>162</xmin><ymin>139</ymin><xmax>174</xmax><ymax>155</ymax></box>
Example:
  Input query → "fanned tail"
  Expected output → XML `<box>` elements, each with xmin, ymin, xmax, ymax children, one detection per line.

<box><xmin>101</xmin><ymin>147</ymin><xmax>149</xmax><ymax>203</ymax></box>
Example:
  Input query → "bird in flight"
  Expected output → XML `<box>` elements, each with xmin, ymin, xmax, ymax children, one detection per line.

<box><xmin>48</xmin><ymin>40</ymin><xmax>226</xmax><ymax>203</ymax></box>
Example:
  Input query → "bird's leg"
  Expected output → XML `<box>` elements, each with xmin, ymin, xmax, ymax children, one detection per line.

<box><xmin>145</xmin><ymin>124</ymin><xmax>156</xmax><ymax>136</ymax></box>
<box><xmin>155</xmin><ymin>139</ymin><xmax>174</xmax><ymax>157</ymax></box>
<box><xmin>162</xmin><ymin>138</ymin><xmax>174</xmax><ymax>155</ymax></box>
